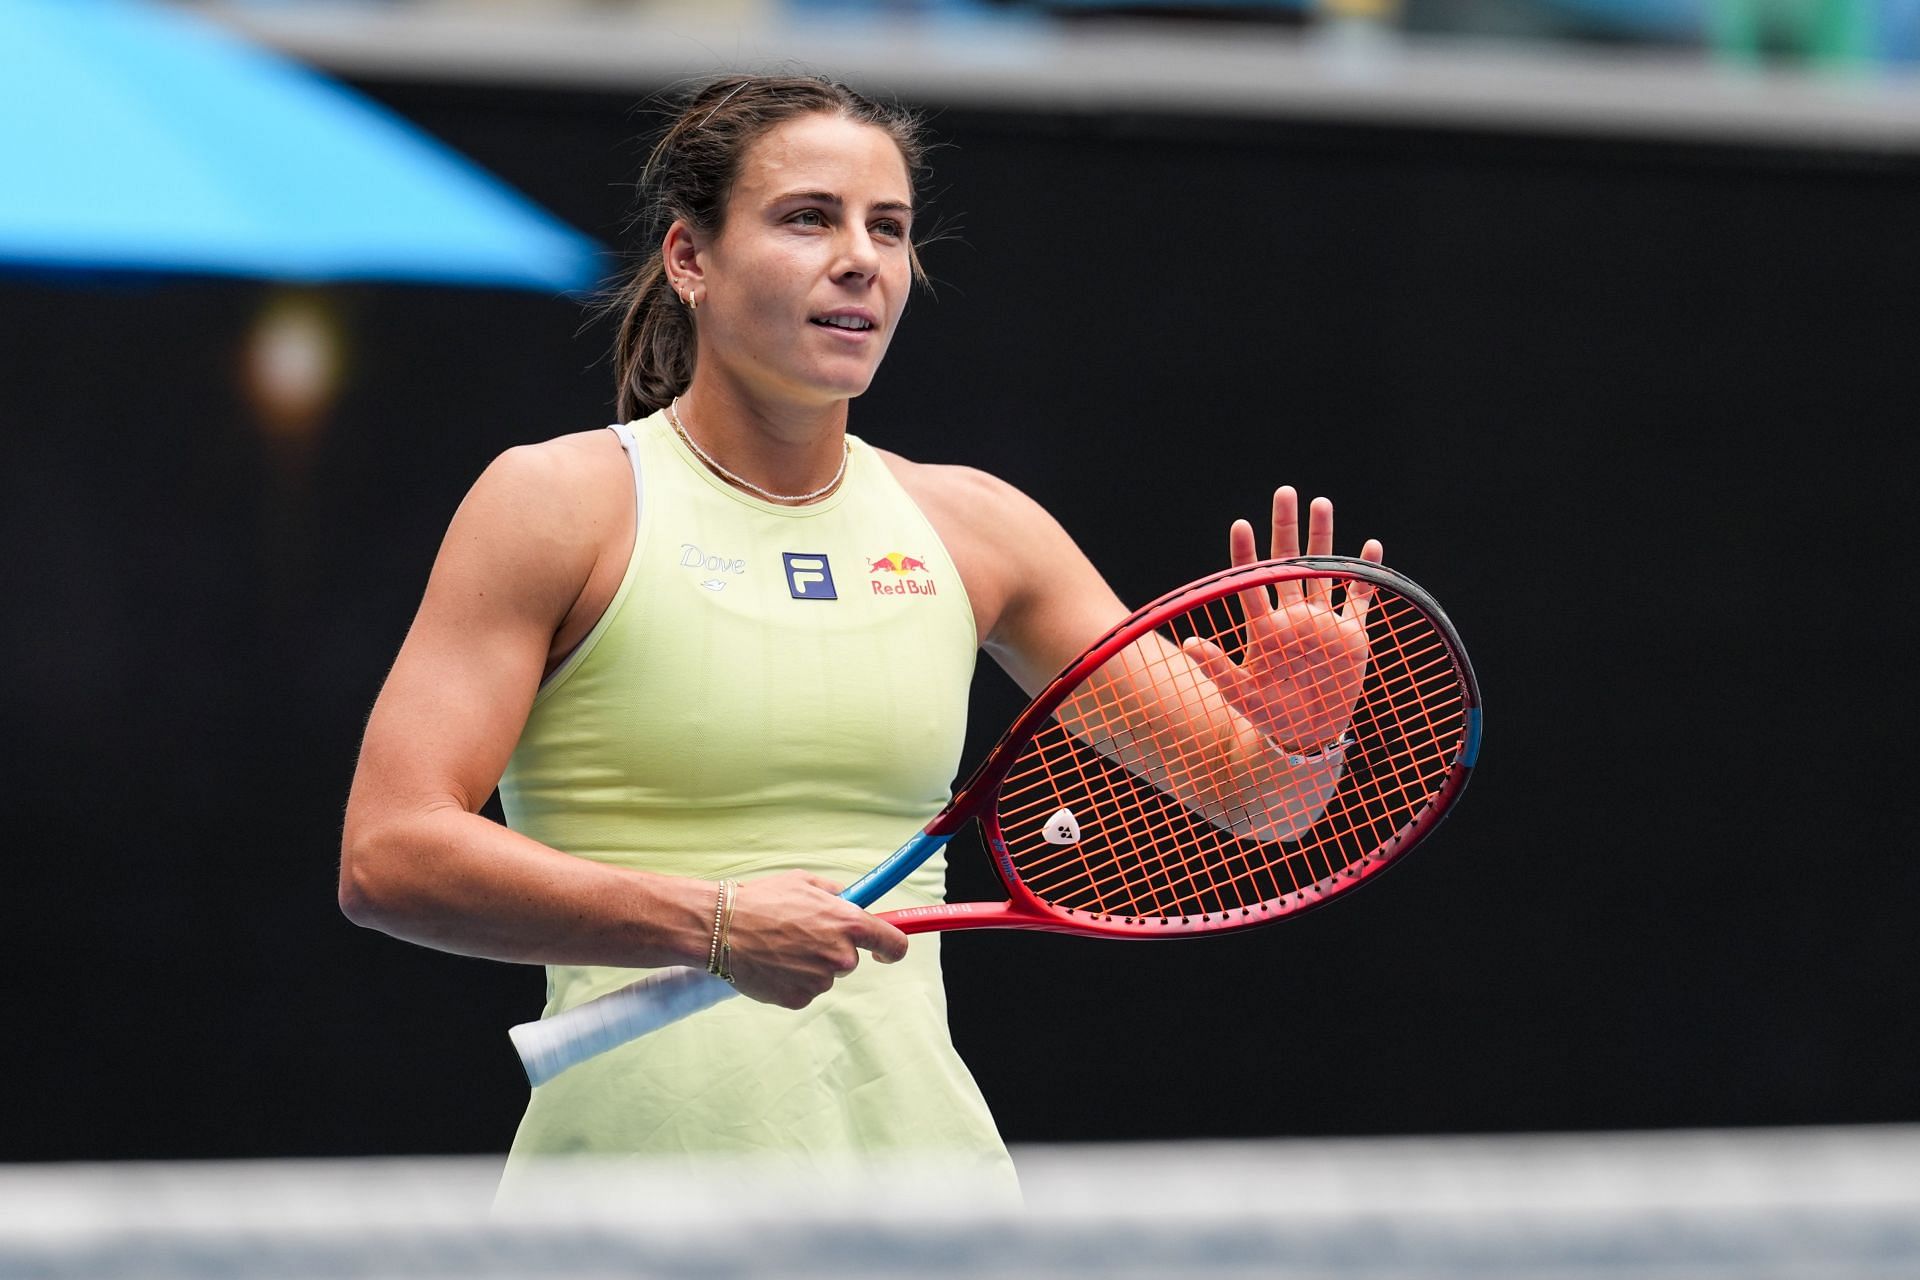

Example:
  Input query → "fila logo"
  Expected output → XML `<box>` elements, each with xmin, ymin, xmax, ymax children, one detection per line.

<box><xmin>782</xmin><ymin>552</ymin><xmax>837</xmax><ymax>601</ymax></box>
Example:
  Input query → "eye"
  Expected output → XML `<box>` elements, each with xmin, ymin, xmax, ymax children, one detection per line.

<box><xmin>788</xmin><ymin>209</ymin><xmax>827</xmax><ymax>228</ymax></box>
<box><xmin>872</xmin><ymin>218</ymin><xmax>906</xmax><ymax>240</ymax></box>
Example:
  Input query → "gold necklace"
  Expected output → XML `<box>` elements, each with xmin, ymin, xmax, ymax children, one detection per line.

<box><xmin>666</xmin><ymin>398</ymin><xmax>849</xmax><ymax>504</ymax></box>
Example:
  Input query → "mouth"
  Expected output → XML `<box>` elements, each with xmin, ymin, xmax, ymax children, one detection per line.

<box><xmin>810</xmin><ymin>310</ymin><xmax>879</xmax><ymax>337</ymax></box>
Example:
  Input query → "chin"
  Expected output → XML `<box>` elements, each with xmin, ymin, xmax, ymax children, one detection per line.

<box><xmin>806</xmin><ymin>365</ymin><xmax>882</xmax><ymax>402</ymax></box>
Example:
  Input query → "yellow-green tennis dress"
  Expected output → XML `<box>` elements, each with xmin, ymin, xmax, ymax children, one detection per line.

<box><xmin>496</xmin><ymin>412</ymin><xmax>1014</xmax><ymax>1193</ymax></box>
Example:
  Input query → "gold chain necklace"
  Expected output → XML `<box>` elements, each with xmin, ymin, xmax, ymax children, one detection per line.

<box><xmin>666</xmin><ymin>398</ymin><xmax>849</xmax><ymax>504</ymax></box>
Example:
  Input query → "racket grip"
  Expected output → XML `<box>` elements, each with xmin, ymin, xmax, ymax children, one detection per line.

<box><xmin>508</xmin><ymin>966</ymin><xmax>737</xmax><ymax>1087</ymax></box>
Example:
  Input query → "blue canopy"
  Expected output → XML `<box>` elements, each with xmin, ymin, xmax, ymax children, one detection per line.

<box><xmin>0</xmin><ymin>0</ymin><xmax>604</xmax><ymax>291</ymax></box>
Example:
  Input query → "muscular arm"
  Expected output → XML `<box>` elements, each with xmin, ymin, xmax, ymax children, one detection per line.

<box><xmin>1052</xmin><ymin>631</ymin><xmax>1352</xmax><ymax>842</ymax></box>
<box><xmin>339</xmin><ymin>439</ymin><xmax>715</xmax><ymax>967</ymax></box>
<box><xmin>896</xmin><ymin>463</ymin><xmax>1361</xmax><ymax>839</ymax></box>
<box><xmin>340</xmin><ymin>438</ymin><xmax>902</xmax><ymax>1005</ymax></box>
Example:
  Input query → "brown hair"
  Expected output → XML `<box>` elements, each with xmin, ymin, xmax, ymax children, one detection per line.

<box><xmin>609</xmin><ymin>75</ymin><xmax>932</xmax><ymax>421</ymax></box>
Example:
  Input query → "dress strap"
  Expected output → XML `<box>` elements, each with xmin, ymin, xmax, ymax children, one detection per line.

<box><xmin>607</xmin><ymin>422</ymin><xmax>646</xmax><ymax>533</ymax></box>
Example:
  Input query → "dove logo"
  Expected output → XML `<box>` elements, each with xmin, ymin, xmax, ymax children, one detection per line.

<box><xmin>1041</xmin><ymin>807</ymin><xmax>1083</xmax><ymax>846</ymax></box>
<box><xmin>680</xmin><ymin>543</ymin><xmax>746</xmax><ymax>575</ymax></box>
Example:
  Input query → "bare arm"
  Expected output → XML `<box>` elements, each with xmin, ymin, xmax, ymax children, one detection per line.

<box><xmin>1055</xmin><ymin>491</ymin><xmax>1382</xmax><ymax>839</ymax></box>
<box><xmin>901</xmin><ymin>466</ymin><xmax>1373</xmax><ymax>839</ymax></box>
<box><xmin>1054</xmin><ymin>630</ymin><xmax>1356</xmax><ymax>843</ymax></box>
<box><xmin>340</xmin><ymin>437</ymin><xmax>902</xmax><ymax>1008</ymax></box>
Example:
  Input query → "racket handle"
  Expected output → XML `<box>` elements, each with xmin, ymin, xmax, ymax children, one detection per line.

<box><xmin>508</xmin><ymin>832</ymin><xmax>951</xmax><ymax>1085</ymax></box>
<box><xmin>508</xmin><ymin>966</ymin><xmax>736</xmax><ymax>1087</ymax></box>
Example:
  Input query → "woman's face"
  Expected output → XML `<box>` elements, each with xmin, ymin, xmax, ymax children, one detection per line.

<box><xmin>689</xmin><ymin>113</ymin><xmax>916</xmax><ymax>410</ymax></box>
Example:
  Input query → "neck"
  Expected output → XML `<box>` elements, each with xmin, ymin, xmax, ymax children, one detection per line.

<box><xmin>669</xmin><ymin>383</ymin><xmax>850</xmax><ymax>505</ymax></box>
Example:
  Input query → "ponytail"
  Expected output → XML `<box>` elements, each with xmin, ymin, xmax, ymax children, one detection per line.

<box><xmin>611</xmin><ymin>256</ymin><xmax>692</xmax><ymax>421</ymax></box>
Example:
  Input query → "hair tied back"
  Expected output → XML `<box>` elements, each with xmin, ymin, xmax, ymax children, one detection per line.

<box><xmin>699</xmin><ymin>81</ymin><xmax>750</xmax><ymax>129</ymax></box>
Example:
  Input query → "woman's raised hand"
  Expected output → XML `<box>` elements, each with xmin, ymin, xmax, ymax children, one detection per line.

<box><xmin>1181</xmin><ymin>486</ymin><xmax>1383</xmax><ymax>755</ymax></box>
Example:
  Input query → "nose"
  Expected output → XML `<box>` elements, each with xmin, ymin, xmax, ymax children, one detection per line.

<box><xmin>832</xmin><ymin>224</ymin><xmax>881</xmax><ymax>283</ymax></box>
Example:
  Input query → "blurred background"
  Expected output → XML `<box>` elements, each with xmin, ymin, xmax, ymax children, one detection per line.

<box><xmin>4</xmin><ymin>0</ymin><xmax>1919</xmax><ymax>1270</ymax></box>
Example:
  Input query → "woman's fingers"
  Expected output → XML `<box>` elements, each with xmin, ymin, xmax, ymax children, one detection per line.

<box><xmin>1236</xmin><ymin>489</ymin><xmax>1382</xmax><ymax>667</ymax></box>
<box><xmin>1270</xmin><ymin>486</ymin><xmax>1302</xmax><ymax>558</ymax></box>
<box><xmin>1183</xmin><ymin>635</ymin><xmax>1249</xmax><ymax>709</ymax></box>
<box><xmin>1305</xmin><ymin>495</ymin><xmax>1334</xmax><ymax>557</ymax></box>
<box><xmin>1302</xmin><ymin>496</ymin><xmax>1336</xmax><ymax>606</ymax></box>
<box><xmin>1227</xmin><ymin>518</ymin><xmax>1274</xmax><ymax>627</ymax></box>
<box><xmin>848</xmin><ymin>912</ymin><xmax>909</xmax><ymax>965</ymax></box>
<box><xmin>724</xmin><ymin>872</ymin><xmax>915</xmax><ymax>1009</ymax></box>
<box><xmin>1270</xmin><ymin>487</ymin><xmax>1303</xmax><ymax>606</ymax></box>
<box><xmin>1344</xmin><ymin>538</ymin><xmax>1384</xmax><ymax>626</ymax></box>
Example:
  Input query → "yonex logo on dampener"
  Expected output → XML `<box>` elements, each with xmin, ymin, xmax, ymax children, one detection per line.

<box><xmin>1042</xmin><ymin>808</ymin><xmax>1082</xmax><ymax>845</ymax></box>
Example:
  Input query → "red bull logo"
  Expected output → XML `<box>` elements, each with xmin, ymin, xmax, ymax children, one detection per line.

<box><xmin>868</xmin><ymin>551</ymin><xmax>937</xmax><ymax>597</ymax></box>
<box><xmin>867</xmin><ymin>552</ymin><xmax>928</xmax><ymax>574</ymax></box>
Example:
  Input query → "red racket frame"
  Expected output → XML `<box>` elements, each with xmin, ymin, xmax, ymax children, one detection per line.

<box><xmin>880</xmin><ymin>555</ymin><xmax>1480</xmax><ymax>938</ymax></box>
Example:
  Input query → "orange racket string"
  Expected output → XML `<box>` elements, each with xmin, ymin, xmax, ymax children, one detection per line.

<box><xmin>990</xmin><ymin>573</ymin><xmax>1466</xmax><ymax>922</ymax></box>
<box><xmin>1042</xmin><ymin>676</ymin><xmax>1133</xmax><ymax>915</ymax></box>
<box><xmin>1030</xmin><ymin>643</ymin><xmax>1212</xmax><ymax>911</ymax></box>
<box><xmin>1067</xmin><ymin>638</ymin><xmax>1196</xmax><ymax>914</ymax></box>
<box><xmin>1069</xmin><ymin>623</ymin><xmax>1257</xmax><ymax>915</ymax></box>
<box><xmin>1021</xmin><ymin>617</ymin><xmax>1274</xmax><ymax>909</ymax></box>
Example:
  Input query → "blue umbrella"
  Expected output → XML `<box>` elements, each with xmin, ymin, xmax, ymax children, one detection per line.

<box><xmin>0</xmin><ymin>0</ymin><xmax>603</xmax><ymax>291</ymax></box>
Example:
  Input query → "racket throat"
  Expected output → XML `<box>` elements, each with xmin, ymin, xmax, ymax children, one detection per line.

<box><xmin>841</xmin><ymin>830</ymin><xmax>952</xmax><ymax>908</ymax></box>
<box><xmin>880</xmin><ymin>899</ymin><xmax>1067</xmax><ymax>935</ymax></box>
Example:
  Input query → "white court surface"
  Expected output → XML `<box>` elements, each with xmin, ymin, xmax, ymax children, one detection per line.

<box><xmin>4</xmin><ymin>1126</ymin><xmax>1920</xmax><ymax>1277</ymax></box>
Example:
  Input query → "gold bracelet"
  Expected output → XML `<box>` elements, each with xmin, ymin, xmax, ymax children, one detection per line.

<box><xmin>717</xmin><ymin>879</ymin><xmax>739</xmax><ymax>985</ymax></box>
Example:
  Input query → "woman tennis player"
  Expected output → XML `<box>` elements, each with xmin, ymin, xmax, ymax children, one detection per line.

<box><xmin>340</xmin><ymin>75</ymin><xmax>1381</xmax><ymax>1194</ymax></box>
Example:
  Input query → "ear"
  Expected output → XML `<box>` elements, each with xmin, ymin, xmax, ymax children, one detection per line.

<box><xmin>662</xmin><ymin>220</ymin><xmax>705</xmax><ymax>298</ymax></box>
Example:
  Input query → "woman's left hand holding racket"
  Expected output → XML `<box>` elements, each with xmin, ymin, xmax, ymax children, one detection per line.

<box><xmin>722</xmin><ymin>870</ymin><xmax>908</xmax><ymax>1009</ymax></box>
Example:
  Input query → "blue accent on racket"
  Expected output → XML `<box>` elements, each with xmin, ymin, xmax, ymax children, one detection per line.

<box><xmin>842</xmin><ymin>831</ymin><xmax>952</xmax><ymax>908</ymax></box>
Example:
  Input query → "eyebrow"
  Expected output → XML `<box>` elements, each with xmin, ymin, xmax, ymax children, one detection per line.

<box><xmin>770</xmin><ymin>189</ymin><xmax>914</xmax><ymax>217</ymax></box>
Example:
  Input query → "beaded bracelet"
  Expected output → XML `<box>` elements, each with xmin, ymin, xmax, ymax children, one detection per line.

<box><xmin>718</xmin><ymin>879</ymin><xmax>739</xmax><ymax>985</ymax></box>
<box><xmin>705</xmin><ymin>880</ymin><xmax>729</xmax><ymax>978</ymax></box>
<box><xmin>1272</xmin><ymin>733</ymin><xmax>1353</xmax><ymax>768</ymax></box>
<box><xmin>706</xmin><ymin>879</ymin><xmax>738</xmax><ymax>984</ymax></box>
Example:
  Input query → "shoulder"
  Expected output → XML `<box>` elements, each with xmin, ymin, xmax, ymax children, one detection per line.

<box><xmin>872</xmin><ymin>448</ymin><xmax>1124</xmax><ymax>685</ymax></box>
<box><xmin>472</xmin><ymin>428</ymin><xmax>627</xmax><ymax>509</ymax></box>
<box><xmin>455</xmin><ymin>429</ymin><xmax>629</xmax><ymax>544</ymax></box>
<box><xmin>434</xmin><ymin>428</ymin><xmax>633</xmax><ymax>614</ymax></box>
<box><xmin>873</xmin><ymin>449</ymin><xmax>1052</xmax><ymax>549</ymax></box>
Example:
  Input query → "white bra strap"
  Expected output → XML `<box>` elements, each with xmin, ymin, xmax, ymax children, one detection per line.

<box><xmin>607</xmin><ymin>422</ymin><xmax>645</xmax><ymax>533</ymax></box>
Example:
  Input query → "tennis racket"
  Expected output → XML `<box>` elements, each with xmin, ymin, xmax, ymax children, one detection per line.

<box><xmin>510</xmin><ymin>555</ymin><xmax>1480</xmax><ymax>1086</ymax></box>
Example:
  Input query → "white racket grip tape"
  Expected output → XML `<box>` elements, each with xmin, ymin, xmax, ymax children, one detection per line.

<box><xmin>508</xmin><ymin>966</ymin><xmax>738</xmax><ymax>1087</ymax></box>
